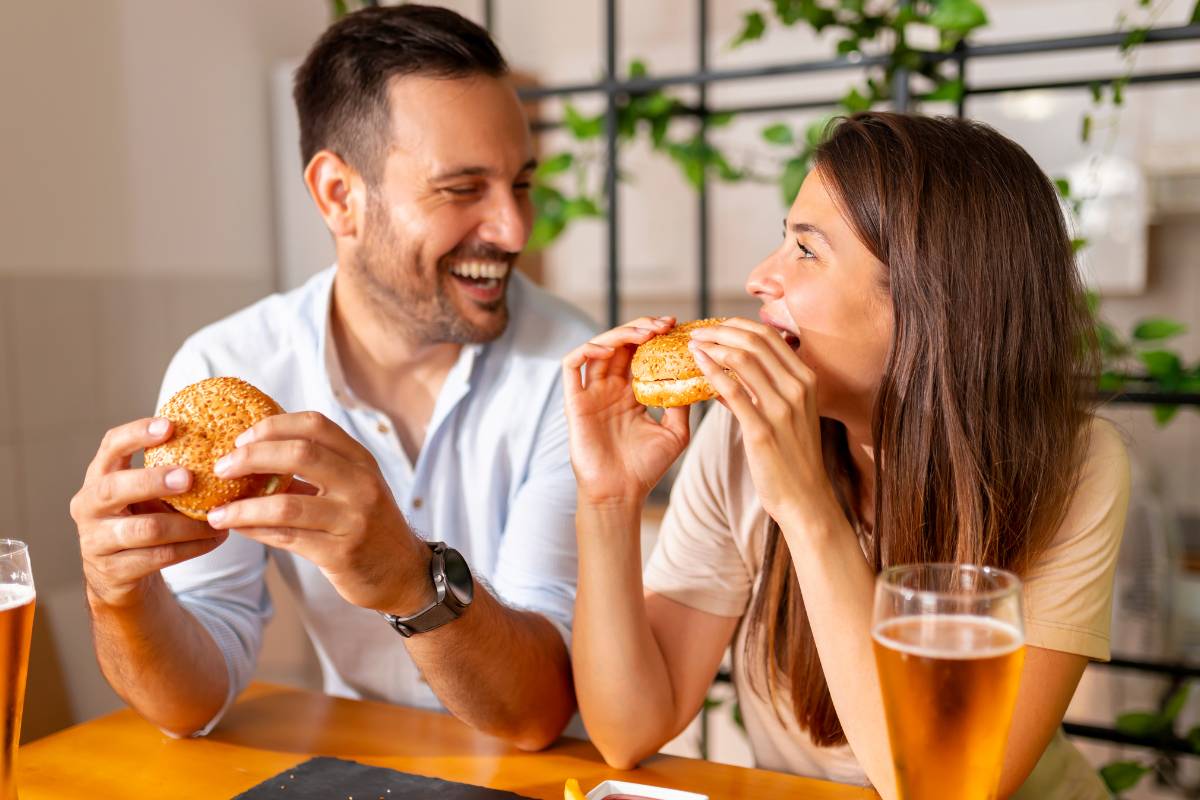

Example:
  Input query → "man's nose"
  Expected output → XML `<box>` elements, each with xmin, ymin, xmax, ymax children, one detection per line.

<box><xmin>478</xmin><ymin>190</ymin><xmax>530</xmax><ymax>253</ymax></box>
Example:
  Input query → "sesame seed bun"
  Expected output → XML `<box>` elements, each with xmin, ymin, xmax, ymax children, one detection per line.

<box><xmin>631</xmin><ymin>318</ymin><xmax>728</xmax><ymax>408</ymax></box>
<box><xmin>144</xmin><ymin>377</ymin><xmax>291</xmax><ymax>521</ymax></box>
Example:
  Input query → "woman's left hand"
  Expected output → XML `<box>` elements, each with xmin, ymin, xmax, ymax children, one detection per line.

<box><xmin>687</xmin><ymin>318</ymin><xmax>838</xmax><ymax>529</ymax></box>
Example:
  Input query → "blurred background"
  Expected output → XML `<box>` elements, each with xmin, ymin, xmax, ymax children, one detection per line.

<box><xmin>1</xmin><ymin>1</ymin><xmax>1198</xmax><ymax>796</ymax></box>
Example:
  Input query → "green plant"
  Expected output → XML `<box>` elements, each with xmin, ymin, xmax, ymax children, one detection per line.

<box><xmin>1100</xmin><ymin>681</ymin><xmax>1200</xmax><ymax>797</ymax></box>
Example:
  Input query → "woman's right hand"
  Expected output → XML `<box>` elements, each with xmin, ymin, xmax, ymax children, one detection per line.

<box><xmin>562</xmin><ymin>316</ymin><xmax>692</xmax><ymax>507</ymax></box>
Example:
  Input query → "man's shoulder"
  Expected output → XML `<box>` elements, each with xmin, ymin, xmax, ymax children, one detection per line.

<box><xmin>504</xmin><ymin>274</ymin><xmax>599</xmax><ymax>361</ymax></box>
<box><xmin>179</xmin><ymin>268</ymin><xmax>331</xmax><ymax>363</ymax></box>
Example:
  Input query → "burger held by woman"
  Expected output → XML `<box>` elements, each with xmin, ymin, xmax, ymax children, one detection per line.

<box><xmin>562</xmin><ymin>112</ymin><xmax>1130</xmax><ymax>799</ymax></box>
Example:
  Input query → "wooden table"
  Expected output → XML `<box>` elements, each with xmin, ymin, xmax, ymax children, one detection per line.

<box><xmin>17</xmin><ymin>682</ymin><xmax>877</xmax><ymax>799</ymax></box>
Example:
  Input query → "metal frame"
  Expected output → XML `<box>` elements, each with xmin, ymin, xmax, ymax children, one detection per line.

<box><xmin>487</xmin><ymin>0</ymin><xmax>1200</xmax><ymax>408</ymax></box>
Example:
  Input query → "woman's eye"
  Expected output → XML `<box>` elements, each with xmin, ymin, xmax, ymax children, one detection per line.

<box><xmin>796</xmin><ymin>240</ymin><xmax>816</xmax><ymax>259</ymax></box>
<box><xmin>514</xmin><ymin>181</ymin><xmax>532</xmax><ymax>192</ymax></box>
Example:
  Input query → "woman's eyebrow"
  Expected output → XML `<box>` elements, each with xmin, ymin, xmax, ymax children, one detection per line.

<box><xmin>787</xmin><ymin>221</ymin><xmax>832</xmax><ymax>247</ymax></box>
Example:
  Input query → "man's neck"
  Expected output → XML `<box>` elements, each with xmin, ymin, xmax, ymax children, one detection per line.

<box><xmin>329</xmin><ymin>269</ymin><xmax>461</xmax><ymax>442</ymax></box>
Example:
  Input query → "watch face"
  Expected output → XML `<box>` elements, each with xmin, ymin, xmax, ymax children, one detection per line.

<box><xmin>443</xmin><ymin>548</ymin><xmax>474</xmax><ymax>605</ymax></box>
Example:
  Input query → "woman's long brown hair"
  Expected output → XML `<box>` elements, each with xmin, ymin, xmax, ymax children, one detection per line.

<box><xmin>743</xmin><ymin>112</ymin><xmax>1098</xmax><ymax>746</ymax></box>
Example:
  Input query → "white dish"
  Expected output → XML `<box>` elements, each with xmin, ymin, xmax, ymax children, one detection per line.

<box><xmin>585</xmin><ymin>779</ymin><xmax>708</xmax><ymax>800</ymax></box>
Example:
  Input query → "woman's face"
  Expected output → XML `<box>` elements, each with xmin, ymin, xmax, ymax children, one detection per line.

<box><xmin>746</xmin><ymin>168</ymin><xmax>894</xmax><ymax>424</ymax></box>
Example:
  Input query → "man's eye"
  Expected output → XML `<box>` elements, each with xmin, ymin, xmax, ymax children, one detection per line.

<box><xmin>514</xmin><ymin>181</ymin><xmax>532</xmax><ymax>191</ymax></box>
<box><xmin>444</xmin><ymin>186</ymin><xmax>480</xmax><ymax>196</ymax></box>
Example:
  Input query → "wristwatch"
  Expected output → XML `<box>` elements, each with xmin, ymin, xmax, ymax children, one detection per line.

<box><xmin>381</xmin><ymin>541</ymin><xmax>474</xmax><ymax>638</ymax></box>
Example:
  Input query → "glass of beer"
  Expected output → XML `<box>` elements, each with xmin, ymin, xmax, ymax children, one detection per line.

<box><xmin>872</xmin><ymin>564</ymin><xmax>1024</xmax><ymax>800</ymax></box>
<box><xmin>0</xmin><ymin>542</ymin><xmax>34</xmax><ymax>800</ymax></box>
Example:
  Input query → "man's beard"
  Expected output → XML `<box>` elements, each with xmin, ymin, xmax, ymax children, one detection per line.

<box><xmin>352</xmin><ymin>203</ymin><xmax>514</xmax><ymax>345</ymax></box>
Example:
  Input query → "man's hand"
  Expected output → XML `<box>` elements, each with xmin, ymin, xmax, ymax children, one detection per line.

<box><xmin>70</xmin><ymin>418</ymin><xmax>230</xmax><ymax>609</ymax></box>
<box><xmin>204</xmin><ymin>411</ymin><xmax>433</xmax><ymax>616</ymax></box>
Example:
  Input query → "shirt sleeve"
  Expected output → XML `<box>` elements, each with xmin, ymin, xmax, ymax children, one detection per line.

<box><xmin>1022</xmin><ymin>418</ymin><xmax>1132</xmax><ymax>661</ymax></box>
<box><xmin>156</xmin><ymin>341</ymin><xmax>273</xmax><ymax>735</ymax></box>
<box><xmin>489</xmin><ymin>376</ymin><xmax>579</xmax><ymax>649</ymax></box>
<box><xmin>643</xmin><ymin>407</ymin><xmax>753</xmax><ymax>619</ymax></box>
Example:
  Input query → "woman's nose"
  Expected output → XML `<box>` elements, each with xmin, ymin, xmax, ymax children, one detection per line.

<box><xmin>746</xmin><ymin>258</ymin><xmax>784</xmax><ymax>301</ymax></box>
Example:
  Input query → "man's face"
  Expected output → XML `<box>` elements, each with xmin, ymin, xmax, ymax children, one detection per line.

<box><xmin>349</xmin><ymin>74</ymin><xmax>535</xmax><ymax>344</ymax></box>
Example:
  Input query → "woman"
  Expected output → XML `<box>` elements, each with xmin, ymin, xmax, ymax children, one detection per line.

<box><xmin>562</xmin><ymin>112</ymin><xmax>1129</xmax><ymax>799</ymax></box>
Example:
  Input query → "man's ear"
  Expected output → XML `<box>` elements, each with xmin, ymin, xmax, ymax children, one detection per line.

<box><xmin>303</xmin><ymin>150</ymin><xmax>364</xmax><ymax>239</ymax></box>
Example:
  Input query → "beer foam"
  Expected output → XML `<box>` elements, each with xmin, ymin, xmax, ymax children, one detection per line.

<box><xmin>872</xmin><ymin>614</ymin><xmax>1022</xmax><ymax>660</ymax></box>
<box><xmin>0</xmin><ymin>584</ymin><xmax>35</xmax><ymax>611</ymax></box>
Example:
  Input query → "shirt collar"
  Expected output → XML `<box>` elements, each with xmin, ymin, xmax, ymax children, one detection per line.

<box><xmin>317</xmin><ymin>266</ymin><xmax>487</xmax><ymax>413</ymax></box>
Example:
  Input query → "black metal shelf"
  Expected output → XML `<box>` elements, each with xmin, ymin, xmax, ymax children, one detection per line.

<box><xmin>498</xmin><ymin>2</ymin><xmax>1200</xmax><ymax>366</ymax></box>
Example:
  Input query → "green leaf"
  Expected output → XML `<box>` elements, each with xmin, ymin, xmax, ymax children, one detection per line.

<box><xmin>707</xmin><ymin>111</ymin><xmax>735</xmax><ymax>128</ymax></box>
<box><xmin>628</xmin><ymin>59</ymin><xmax>647</xmax><ymax>79</ymax></box>
<box><xmin>1071</xmin><ymin>237</ymin><xmax>1089</xmax><ymax>253</ymax></box>
<box><xmin>1097</xmin><ymin>322</ymin><xmax>1128</xmax><ymax>358</ymax></box>
<box><xmin>534</xmin><ymin>152</ymin><xmax>574</xmax><ymax>179</ymax></box>
<box><xmin>1113</xmin><ymin>76</ymin><xmax>1129</xmax><ymax>106</ymax></box>
<box><xmin>840</xmin><ymin>86</ymin><xmax>873</xmax><ymax>113</ymax></box>
<box><xmin>781</xmin><ymin>156</ymin><xmax>810</xmax><ymax>206</ymax></box>
<box><xmin>1098</xmin><ymin>371</ymin><xmax>1126</xmax><ymax>392</ymax></box>
<box><xmin>683</xmin><ymin>158</ymin><xmax>705</xmax><ymax>189</ymax></box>
<box><xmin>526</xmin><ymin>215</ymin><xmax>565</xmax><ymax>251</ymax></box>
<box><xmin>1187</xmin><ymin>724</ymin><xmax>1200</xmax><ymax>752</ymax></box>
<box><xmin>1140</xmin><ymin>350</ymin><xmax>1183</xmax><ymax>382</ymax></box>
<box><xmin>702</xmin><ymin>696</ymin><xmax>723</xmax><ymax>711</ymax></box>
<box><xmin>1132</xmin><ymin>318</ymin><xmax>1187</xmax><ymax>341</ymax></box>
<box><xmin>1121</xmin><ymin>27</ymin><xmax>1149</xmax><ymax>54</ymax></box>
<box><xmin>1154</xmin><ymin>405</ymin><xmax>1180</xmax><ymax>426</ymax></box>
<box><xmin>731</xmin><ymin>701</ymin><xmax>745</xmax><ymax>731</ymax></box>
<box><xmin>925</xmin><ymin>78</ymin><xmax>965</xmax><ymax>103</ymax></box>
<box><xmin>837</xmin><ymin>38</ymin><xmax>860</xmax><ymax>56</ymax></box>
<box><xmin>563</xmin><ymin>196</ymin><xmax>603</xmax><ymax>221</ymax></box>
<box><xmin>1116</xmin><ymin>711</ymin><xmax>1166</xmax><ymax>737</ymax></box>
<box><xmin>805</xmin><ymin>117</ymin><xmax>832</xmax><ymax>148</ymax></box>
<box><xmin>1191</xmin><ymin>0</ymin><xmax>1200</xmax><ymax>24</ymax></box>
<box><xmin>563</xmin><ymin>103</ymin><xmax>603</xmax><ymax>140</ymax></box>
<box><xmin>927</xmin><ymin>0</ymin><xmax>988</xmax><ymax>34</ymax></box>
<box><xmin>1084</xmin><ymin>289</ymin><xmax>1099</xmax><ymax>316</ymax></box>
<box><xmin>650</xmin><ymin>115</ymin><xmax>670</xmax><ymax>148</ymax></box>
<box><xmin>331</xmin><ymin>0</ymin><xmax>349</xmax><ymax>19</ymax></box>
<box><xmin>1054</xmin><ymin>178</ymin><xmax>1071</xmax><ymax>198</ymax></box>
<box><xmin>762</xmin><ymin>123</ymin><xmax>794</xmax><ymax>145</ymax></box>
<box><xmin>730</xmin><ymin>11</ymin><xmax>766</xmax><ymax>48</ymax></box>
<box><xmin>1082</xmin><ymin>113</ymin><xmax>1093</xmax><ymax>143</ymax></box>
<box><xmin>1089</xmin><ymin>81</ymin><xmax>1104</xmax><ymax>104</ymax></box>
<box><xmin>1164</xmin><ymin>683</ymin><xmax>1190</xmax><ymax>723</ymax></box>
<box><xmin>1100</xmin><ymin>761</ymin><xmax>1151</xmax><ymax>793</ymax></box>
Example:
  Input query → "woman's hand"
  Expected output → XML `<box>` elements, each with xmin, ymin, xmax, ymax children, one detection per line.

<box><xmin>687</xmin><ymin>318</ymin><xmax>838</xmax><ymax>529</ymax></box>
<box><xmin>562</xmin><ymin>316</ymin><xmax>692</xmax><ymax>507</ymax></box>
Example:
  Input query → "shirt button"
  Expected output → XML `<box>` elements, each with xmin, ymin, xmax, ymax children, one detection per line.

<box><xmin>377</xmin><ymin>422</ymin><xmax>389</xmax><ymax>434</ymax></box>
<box><xmin>412</xmin><ymin>497</ymin><xmax>423</xmax><ymax>509</ymax></box>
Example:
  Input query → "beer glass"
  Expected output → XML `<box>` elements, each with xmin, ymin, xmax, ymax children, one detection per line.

<box><xmin>872</xmin><ymin>564</ymin><xmax>1024</xmax><ymax>800</ymax></box>
<box><xmin>0</xmin><ymin>542</ymin><xmax>34</xmax><ymax>800</ymax></box>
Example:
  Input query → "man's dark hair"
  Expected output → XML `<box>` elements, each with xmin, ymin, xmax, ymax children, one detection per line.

<box><xmin>293</xmin><ymin>4</ymin><xmax>508</xmax><ymax>182</ymax></box>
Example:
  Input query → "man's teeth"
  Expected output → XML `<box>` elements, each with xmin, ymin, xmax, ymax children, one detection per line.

<box><xmin>449</xmin><ymin>261</ymin><xmax>510</xmax><ymax>280</ymax></box>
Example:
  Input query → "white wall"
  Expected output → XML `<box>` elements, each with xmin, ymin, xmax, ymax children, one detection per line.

<box><xmin>0</xmin><ymin>0</ymin><xmax>333</xmax><ymax>738</ymax></box>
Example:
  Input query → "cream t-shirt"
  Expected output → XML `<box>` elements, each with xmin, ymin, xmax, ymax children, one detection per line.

<box><xmin>644</xmin><ymin>407</ymin><xmax>1131</xmax><ymax>798</ymax></box>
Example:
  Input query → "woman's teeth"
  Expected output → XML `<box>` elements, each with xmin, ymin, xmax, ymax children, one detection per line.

<box><xmin>449</xmin><ymin>261</ymin><xmax>510</xmax><ymax>280</ymax></box>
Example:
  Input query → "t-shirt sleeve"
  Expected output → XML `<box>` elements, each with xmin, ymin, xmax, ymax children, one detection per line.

<box><xmin>643</xmin><ymin>408</ymin><xmax>753</xmax><ymax>619</ymax></box>
<box><xmin>1022</xmin><ymin>418</ymin><xmax>1131</xmax><ymax>661</ymax></box>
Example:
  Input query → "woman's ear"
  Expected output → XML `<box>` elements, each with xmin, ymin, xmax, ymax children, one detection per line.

<box><xmin>303</xmin><ymin>150</ymin><xmax>364</xmax><ymax>239</ymax></box>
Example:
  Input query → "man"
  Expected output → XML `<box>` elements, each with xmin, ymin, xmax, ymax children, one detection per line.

<box><xmin>69</xmin><ymin>4</ymin><xmax>593</xmax><ymax>750</ymax></box>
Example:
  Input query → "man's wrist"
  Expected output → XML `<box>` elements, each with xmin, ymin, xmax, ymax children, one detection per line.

<box><xmin>381</xmin><ymin>537</ymin><xmax>437</xmax><ymax>618</ymax></box>
<box><xmin>85</xmin><ymin>572</ymin><xmax>163</xmax><ymax>614</ymax></box>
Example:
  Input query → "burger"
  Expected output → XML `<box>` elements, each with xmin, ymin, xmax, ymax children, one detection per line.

<box><xmin>631</xmin><ymin>318</ymin><xmax>728</xmax><ymax>408</ymax></box>
<box><xmin>144</xmin><ymin>377</ymin><xmax>292</xmax><ymax>521</ymax></box>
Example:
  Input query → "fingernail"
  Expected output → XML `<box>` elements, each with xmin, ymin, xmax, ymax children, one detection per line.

<box><xmin>235</xmin><ymin>429</ymin><xmax>254</xmax><ymax>447</ymax></box>
<box><xmin>213</xmin><ymin>455</ymin><xmax>232</xmax><ymax>476</ymax></box>
<box><xmin>164</xmin><ymin>468</ymin><xmax>189</xmax><ymax>491</ymax></box>
<box><xmin>148</xmin><ymin>418</ymin><xmax>169</xmax><ymax>437</ymax></box>
<box><xmin>207</xmin><ymin>506</ymin><xmax>226</xmax><ymax>525</ymax></box>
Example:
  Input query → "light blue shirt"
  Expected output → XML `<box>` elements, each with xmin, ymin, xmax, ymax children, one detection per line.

<box><xmin>158</xmin><ymin>266</ymin><xmax>596</xmax><ymax>731</ymax></box>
